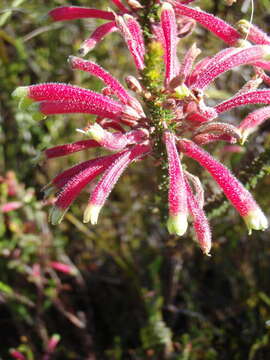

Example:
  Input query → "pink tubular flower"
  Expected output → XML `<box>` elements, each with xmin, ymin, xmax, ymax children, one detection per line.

<box><xmin>161</xmin><ymin>3</ymin><xmax>179</xmax><ymax>87</ymax></box>
<box><xmin>79</xmin><ymin>21</ymin><xmax>117</xmax><ymax>56</ymax></box>
<box><xmin>45</xmin><ymin>140</ymin><xmax>100</xmax><ymax>159</ymax></box>
<box><xmin>47</xmin><ymin>334</ymin><xmax>61</xmax><ymax>353</ymax></box>
<box><xmin>50</xmin><ymin>153</ymin><xmax>123</xmax><ymax>224</ymax></box>
<box><xmin>46</xmin><ymin>1</ymin><xmax>141</xmax><ymax>56</ymax></box>
<box><xmin>192</xmin><ymin>46</ymin><xmax>270</xmax><ymax>91</ymax></box>
<box><xmin>178</xmin><ymin>140</ymin><xmax>268</xmax><ymax>233</ymax></box>
<box><xmin>9</xmin><ymin>350</ymin><xmax>26</xmax><ymax>360</ymax></box>
<box><xmin>175</xmin><ymin>43</ymin><xmax>201</xmax><ymax>86</ymax></box>
<box><xmin>1</xmin><ymin>201</ymin><xmax>22</xmax><ymax>213</ymax></box>
<box><xmin>185</xmin><ymin>178</ymin><xmax>211</xmax><ymax>255</ymax></box>
<box><xmin>115</xmin><ymin>15</ymin><xmax>145</xmax><ymax>70</ymax></box>
<box><xmin>172</xmin><ymin>1</ymin><xmax>241</xmax><ymax>45</ymax></box>
<box><xmin>238</xmin><ymin>106</ymin><xmax>270</xmax><ymax>143</ymax></box>
<box><xmin>111</xmin><ymin>0</ymin><xmax>130</xmax><ymax>13</ymax></box>
<box><xmin>48</xmin><ymin>7</ymin><xmax>115</xmax><ymax>22</ymax></box>
<box><xmin>50</xmin><ymin>261</ymin><xmax>76</xmax><ymax>275</ymax></box>
<box><xmin>68</xmin><ymin>56</ymin><xmax>138</xmax><ymax>109</ymax></box>
<box><xmin>12</xmin><ymin>83</ymin><xmax>132</xmax><ymax>122</ymax></box>
<box><xmin>215</xmin><ymin>90</ymin><xmax>270</xmax><ymax>114</ymax></box>
<box><xmin>14</xmin><ymin>0</ymin><xmax>270</xmax><ymax>255</ymax></box>
<box><xmin>164</xmin><ymin>131</ymin><xmax>188</xmax><ymax>236</ymax></box>
<box><xmin>84</xmin><ymin>143</ymin><xmax>150</xmax><ymax>224</ymax></box>
<box><xmin>85</xmin><ymin>123</ymin><xmax>129</xmax><ymax>151</ymax></box>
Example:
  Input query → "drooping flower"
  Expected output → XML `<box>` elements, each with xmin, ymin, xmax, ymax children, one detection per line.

<box><xmin>13</xmin><ymin>0</ymin><xmax>270</xmax><ymax>255</ymax></box>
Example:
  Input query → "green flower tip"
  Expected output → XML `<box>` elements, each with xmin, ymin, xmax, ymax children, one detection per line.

<box><xmin>12</xmin><ymin>87</ymin><xmax>35</xmax><ymax>110</ymax></box>
<box><xmin>87</xmin><ymin>123</ymin><xmax>104</xmax><ymax>142</ymax></box>
<box><xmin>167</xmin><ymin>213</ymin><xmax>188</xmax><ymax>236</ymax></box>
<box><xmin>12</xmin><ymin>86</ymin><xmax>29</xmax><ymax>99</ymax></box>
<box><xmin>50</xmin><ymin>206</ymin><xmax>66</xmax><ymax>225</ymax></box>
<box><xmin>28</xmin><ymin>103</ymin><xmax>46</xmax><ymax>121</ymax></box>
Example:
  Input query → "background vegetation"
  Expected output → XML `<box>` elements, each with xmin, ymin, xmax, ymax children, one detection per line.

<box><xmin>1</xmin><ymin>0</ymin><xmax>270</xmax><ymax>358</ymax></box>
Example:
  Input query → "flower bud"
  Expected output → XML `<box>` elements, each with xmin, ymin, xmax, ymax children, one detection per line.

<box><xmin>127</xmin><ymin>0</ymin><xmax>143</xmax><ymax>10</ymax></box>
<box><xmin>125</xmin><ymin>75</ymin><xmax>143</xmax><ymax>93</ymax></box>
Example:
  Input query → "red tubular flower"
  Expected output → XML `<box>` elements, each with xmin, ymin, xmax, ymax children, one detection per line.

<box><xmin>164</xmin><ymin>131</ymin><xmax>188</xmax><ymax>236</ymax></box>
<box><xmin>48</xmin><ymin>7</ymin><xmax>115</xmax><ymax>22</ymax></box>
<box><xmin>84</xmin><ymin>144</ymin><xmax>150</xmax><ymax>224</ymax></box>
<box><xmin>161</xmin><ymin>3</ymin><xmax>179</xmax><ymax>87</ymax></box>
<box><xmin>50</xmin><ymin>261</ymin><xmax>76</xmax><ymax>275</ymax></box>
<box><xmin>192</xmin><ymin>46</ymin><xmax>270</xmax><ymax>91</ymax></box>
<box><xmin>13</xmin><ymin>83</ymin><xmax>125</xmax><ymax>121</ymax></box>
<box><xmin>46</xmin><ymin>1</ymin><xmax>143</xmax><ymax>57</ymax></box>
<box><xmin>111</xmin><ymin>0</ymin><xmax>130</xmax><ymax>13</ymax></box>
<box><xmin>178</xmin><ymin>139</ymin><xmax>268</xmax><ymax>233</ymax></box>
<box><xmin>174</xmin><ymin>43</ymin><xmax>201</xmax><ymax>86</ymax></box>
<box><xmin>124</xmin><ymin>14</ymin><xmax>145</xmax><ymax>61</ymax></box>
<box><xmin>215</xmin><ymin>90</ymin><xmax>270</xmax><ymax>114</ymax></box>
<box><xmin>185</xmin><ymin>177</ymin><xmax>211</xmax><ymax>255</ymax></box>
<box><xmin>193</xmin><ymin>122</ymin><xmax>241</xmax><ymax>141</ymax></box>
<box><xmin>79</xmin><ymin>21</ymin><xmax>117</xmax><ymax>56</ymax></box>
<box><xmin>45</xmin><ymin>140</ymin><xmax>100</xmax><ymax>159</ymax></box>
<box><xmin>50</xmin><ymin>154</ymin><xmax>120</xmax><ymax>191</ymax></box>
<box><xmin>50</xmin><ymin>153</ymin><xmax>123</xmax><ymax>225</ymax></box>
<box><xmin>115</xmin><ymin>15</ymin><xmax>145</xmax><ymax>70</ymax></box>
<box><xmin>238</xmin><ymin>106</ymin><xmax>270</xmax><ymax>143</ymax></box>
<box><xmin>172</xmin><ymin>1</ymin><xmax>241</xmax><ymax>45</ymax></box>
<box><xmin>193</xmin><ymin>133</ymin><xmax>237</xmax><ymax>146</ymax></box>
<box><xmin>47</xmin><ymin>334</ymin><xmax>61</xmax><ymax>353</ymax></box>
<box><xmin>9</xmin><ymin>349</ymin><xmax>26</xmax><ymax>360</ymax></box>
<box><xmin>69</xmin><ymin>56</ymin><xmax>138</xmax><ymax>109</ymax></box>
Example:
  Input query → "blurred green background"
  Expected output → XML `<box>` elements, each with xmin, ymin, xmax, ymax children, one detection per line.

<box><xmin>1</xmin><ymin>0</ymin><xmax>270</xmax><ymax>359</ymax></box>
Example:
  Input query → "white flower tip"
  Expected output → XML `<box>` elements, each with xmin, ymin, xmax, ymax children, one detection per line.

<box><xmin>127</xmin><ymin>0</ymin><xmax>143</xmax><ymax>9</ymax></box>
<box><xmin>123</xmin><ymin>14</ymin><xmax>134</xmax><ymax>21</ymax></box>
<box><xmin>235</xmin><ymin>39</ymin><xmax>251</xmax><ymax>48</ymax></box>
<box><xmin>162</xmin><ymin>2</ymin><xmax>174</xmax><ymax>12</ymax></box>
<box><xmin>202</xmin><ymin>246</ymin><xmax>212</xmax><ymax>257</ymax></box>
<box><xmin>50</xmin><ymin>207</ymin><xmax>66</xmax><ymax>225</ymax></box>
<box><xmin>239</xmin><ymin>129</ymin><xmax>251</xmax><ymax>145</ymax></box>
<box><xmin>83</xmin><ymin>204</ymin><xmax>101</xmax><ymax>225</ymax></box>
<box><xmin>262</xmin><ymin>45</ymin><xmax>270</xmax><ymax>61</ymax></box>
<box><xmin>244</xmin><ymin>208</ymin><xmax>268</xmax><ymax>233</ymax></box>
<box><xmin>237</xmin><ymin>19</ymin><xmax>250</xmax><ymax>32</ymax></box>
<box><xmin>78</xmin><ymin>43</ymin><xmax>91</xmax><ymax>57</ymax></box>
<box><xmin>12</xmin><ymin>86</ymin><xmax>29</xmax><ymax>99</ymax></box>
<box><xmin>123</xmin><ymin>105</ymin><xmax>140</xmax><ymax>121</ymax></box>
<box><xmin>167</xmin><ymin>213</ymin><xmax>188</xmax><ymax>237</ymax></box>
<box><xmin>76</xmin><ymin>128</ymin><xmax>87</xmax><ymax>135</ymax></box>
<box><xmin>87</xmin><ymin>123</ymin><xmax>105</xmax><ymax>142</ymax></box>
<box><xmin>174</xmin><ymin>84</ymin><xmax>191</xmax><ymax>99</ymax></box>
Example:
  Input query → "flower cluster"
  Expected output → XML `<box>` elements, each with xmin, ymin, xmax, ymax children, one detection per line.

<box><xmin>13</xmin><ymin>0</ymin><xmax>270</xmax><ymax>255</ymax></box>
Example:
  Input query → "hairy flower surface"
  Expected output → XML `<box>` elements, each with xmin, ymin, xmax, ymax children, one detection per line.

<box><xmin>13</xmin><ymin>0</ymin><xmax>270</xmax><ymax>254</ymax></box>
